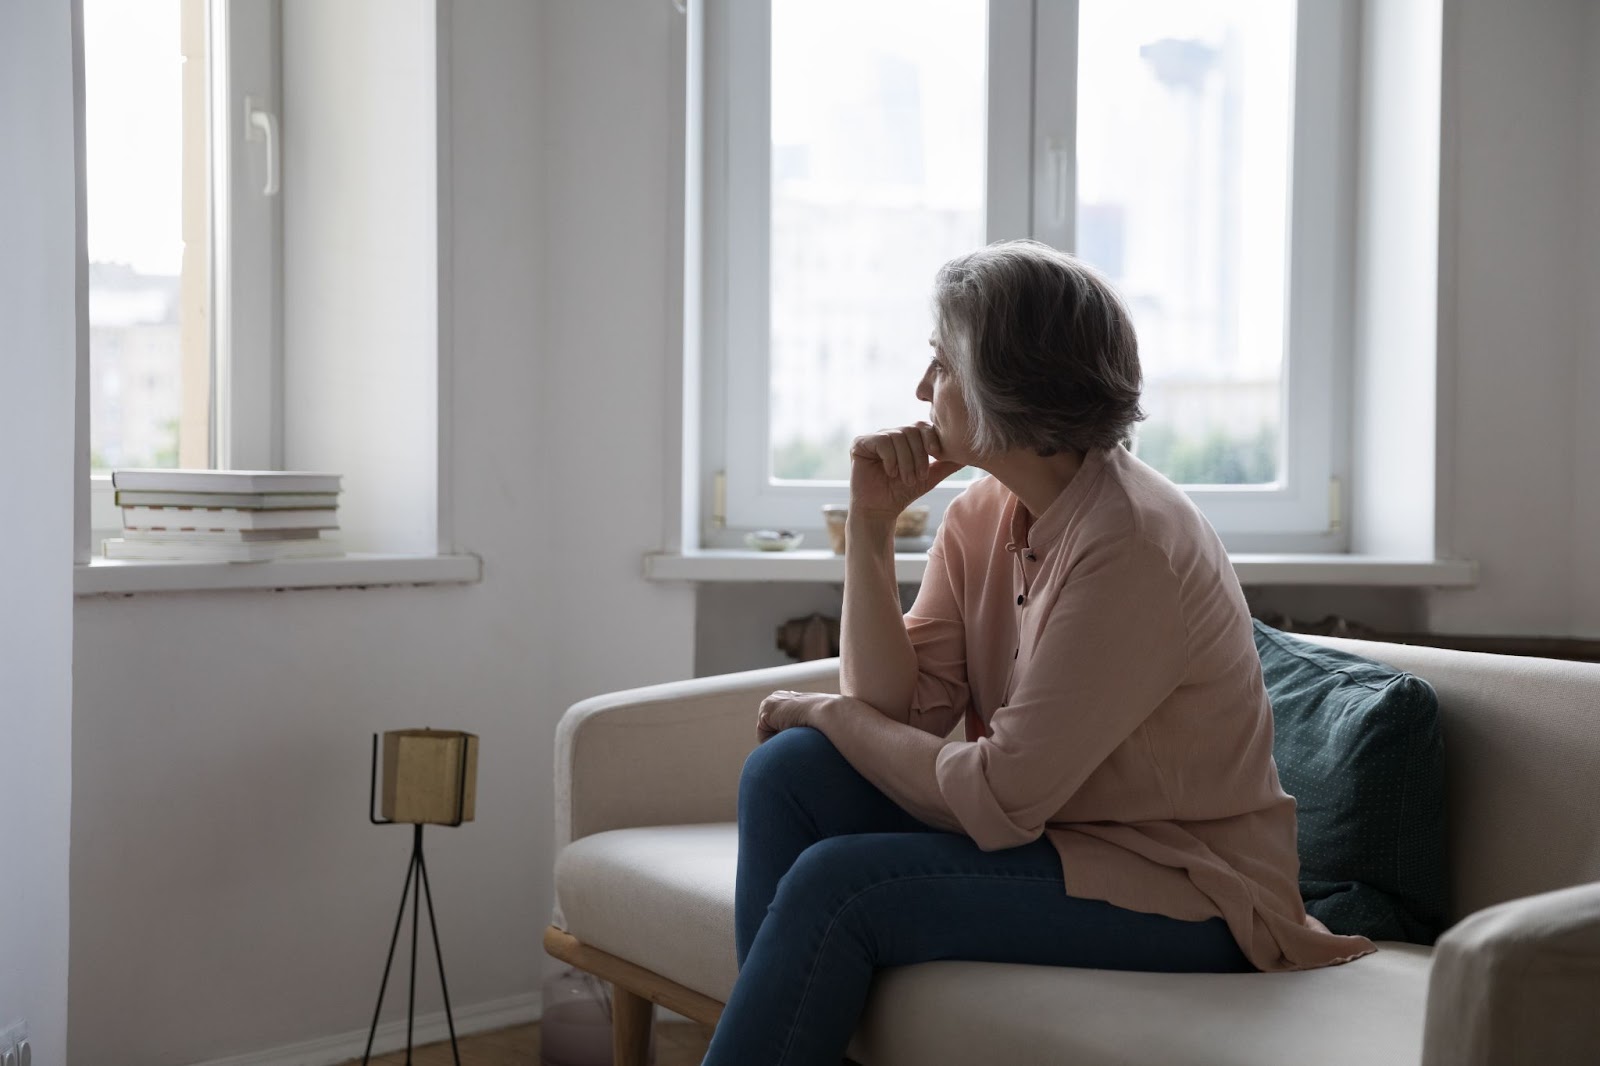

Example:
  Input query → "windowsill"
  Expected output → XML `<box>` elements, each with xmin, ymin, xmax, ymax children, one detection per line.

<box><xmin>75</xmin><ymin>552</ymin><xmax>483</xmax><ymax>596</ymax></box>
<box><xmin>644</xmin><ymin>550</ymin><xmax>1479</xmax><ymax>587</ymax></box>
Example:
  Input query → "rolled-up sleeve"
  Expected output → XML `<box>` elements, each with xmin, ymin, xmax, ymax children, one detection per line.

<box><xmin>903</xmin><ymin>533</ymin><xmax>970</xmax><ymax>739</ymax></box>
<box><xmin>934</xmin><ymin>536</ymin><xmax>1188</xmax><ymax>851</ymax></box>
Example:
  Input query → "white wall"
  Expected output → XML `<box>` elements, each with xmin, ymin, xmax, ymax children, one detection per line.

<box><xmin>1265</xmin><ymin>0</ymin><xmax>1598</xmax><ymax>638</ymax></box>
<box><xmin>1349</xmin><ymin>0</ymin><xmax>1440</xmax><ymax>560</ymax></box>
<box><xmin>282</xmin><ymin>0</ymin><xmax>438</xmax><ymax>554</ymax></box>
<box><xmin>1574</xmin><ymin>0</ymin><xmax>1600</xmax><ymax>636</ymax></box>
<box><xmin>538</xmin><ymin>0</ymin><xmax>696</xmax><ymax>699</ymax></box>
<box><xmin>0</xmin><ymin>2</ymin><xmax>77</xmax><ymax>1063</ymax></box>
<box><xmin>696</xmin><ymin>584</ymin><xmax>848</xmax><ymax>677</ymax></box>
<box><xmin>1425</xmin><ymin>0</ymin><xmax>1587</xmax><ymax>636</ymax></box>
<box><xmin>68</xmin><ymin>3</ymin><xmax>693</xmax><ymax>1063</ymax></box>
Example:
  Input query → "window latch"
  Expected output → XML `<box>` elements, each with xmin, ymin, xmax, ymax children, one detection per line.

<box><xmin>244</xmin><ymin>95</ymin><xmax>280</xmax><ymax>197</ymax></box>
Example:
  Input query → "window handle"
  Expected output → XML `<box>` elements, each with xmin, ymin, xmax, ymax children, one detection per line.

<box><xmin>244</xmin><ymin>95</ymin><xmax>280</xmax><ymax>197</ymax></box>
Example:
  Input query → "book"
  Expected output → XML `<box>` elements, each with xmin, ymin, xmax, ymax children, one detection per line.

<box><xmin>102</xmin><ymin>535</ymin><xmax>344</xmax><ymax>563</ymax></box>
<box><xmin>111</xmin><ymin>469</ymin><xmax>342</xmax><ymax>494</ymax></box>
<box><xmin>119</xmin><ymin>528</ymin><xmax>330</xmax><ymax>543</ymax></box>
<box><xmin>121</xmin><ymin>506</ymin><xmax>340</xmax><ymax>532</ymax></box>
<box><xmin>114</xmin><ymin>490</ymin><xmax>339</xmax><ymax>510</ymax></box>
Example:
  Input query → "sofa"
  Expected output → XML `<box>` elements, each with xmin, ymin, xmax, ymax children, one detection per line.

<box><xmin>544</xmin><ymin>636</ymin><xmax>1600</xmax><ymax>1065</ymax></box>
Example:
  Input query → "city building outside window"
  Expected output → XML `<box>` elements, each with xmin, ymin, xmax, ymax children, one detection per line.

<box><xmin>85</xmin><ymin>0</ymin><xmax>205</xmax><ymax>472</ymax></box>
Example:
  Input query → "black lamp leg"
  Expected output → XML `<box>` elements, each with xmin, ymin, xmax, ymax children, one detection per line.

<box><xmin>418</xmin><ymin>842</ymin><xmax>463</xmax><ymax>1064</ymax></box>
<box><xmin>362</xmin><ymin>840</ymin><xmax>419</xmax><ymax>1065</ymax></box>
<box><xmin>406</xmin><ymin>825</ymin><xmax>422</xmax><ymax>1064</ymax></box>
<box><xmin>360</xmin><ymin>824</ymin><xmax>461</xmax><ymax>1066</ymax></box>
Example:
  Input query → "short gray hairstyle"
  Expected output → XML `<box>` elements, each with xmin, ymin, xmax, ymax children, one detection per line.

<box><xmin>932</xmin><ymin>239</ymin><xmax>1145</xmax><ymax>457</ymax></box>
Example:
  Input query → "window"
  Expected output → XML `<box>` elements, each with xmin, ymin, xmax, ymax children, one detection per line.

<box><xmin>85</xmin><ymin>0</ymin><xmax>202</xmax><ymax>472</ymax></box>
<box><xmin>75</xmin><ymin>1</ymin><xmax>449</xmax><ymax>575</ymax></box>
<box><xmin>84</xmin><ymin>0</ymin><xmax>280</xmax><ymax>539</ymax></box>
<box><xmin>704</xmin><ymin>0</ymin><xmax>1354</xmax><ymax>546</ymax></box>
<box><xmin>1077</xmin><ymin>2</ymin><xmax>1294</xmax><ymax>487</ymax></box>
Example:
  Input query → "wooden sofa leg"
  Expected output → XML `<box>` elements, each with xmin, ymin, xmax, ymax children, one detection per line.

<box><xmin>613</xmin><ymin>982</ymin><xmax>654</xmax><ymax>1066</ymax></box>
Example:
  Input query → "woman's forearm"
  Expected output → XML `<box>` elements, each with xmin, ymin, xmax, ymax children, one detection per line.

<box><xmin>840</xmin><ymin>513</ymin><xmax>919</xmax><ymax>722</ymax></box>
<box><xmin>813</xmin><ymin>695</ymin><xmax>961</xmax><ymax>832</ymax></box>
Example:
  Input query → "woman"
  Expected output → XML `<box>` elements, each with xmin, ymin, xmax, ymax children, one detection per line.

<box><xmin>700</xmin><ymin>241</ymin><xmax>1374</xmax><ymax>1066</ymax></box>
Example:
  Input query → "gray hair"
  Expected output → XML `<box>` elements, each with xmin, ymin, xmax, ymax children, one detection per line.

<box><xmin>932</xmin><ymin>239</ymin><xmax>1145</xmax><ymax>457</ymax></box>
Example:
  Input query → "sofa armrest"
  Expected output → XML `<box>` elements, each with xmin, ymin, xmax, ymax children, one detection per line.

<box><xmin>1422</xmin><ymin>881</ymin><xmax>1600</xmax><ymax>1066</ymax></box>
<box><xmin>554</xmin><ymin>658</ymin><xmax>842</xmax><ymax>853</ymax></box>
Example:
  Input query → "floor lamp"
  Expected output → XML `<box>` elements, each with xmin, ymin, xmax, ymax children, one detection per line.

<box><xmin>362</xmin><ymin>729</ymin><xmax>480</xmax><ymax>1066</ymax></box>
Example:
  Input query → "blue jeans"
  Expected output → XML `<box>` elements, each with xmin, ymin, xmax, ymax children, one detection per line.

<box><xmin>701</xmin><ymin>727</ymin><xmax>1253</xmax><ymax>1066</ymax></box>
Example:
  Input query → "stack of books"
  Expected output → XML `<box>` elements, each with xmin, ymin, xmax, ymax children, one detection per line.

<box><xmin>102</xmin><ymin>469</ymin><xmax>344</xmax><ymax>562</ymax></box>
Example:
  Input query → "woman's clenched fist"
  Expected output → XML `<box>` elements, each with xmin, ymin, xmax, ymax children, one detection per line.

<box><xmin>849</xmin><ymin>422</ymin><xmax>965</xmax><ymax>519</ymax></box>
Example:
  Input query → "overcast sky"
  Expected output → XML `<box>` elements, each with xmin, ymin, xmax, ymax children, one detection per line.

<box><xmin>84</xmin><ymin>0</ymin><xmax>183</xmax><ymax>276</ymax></box>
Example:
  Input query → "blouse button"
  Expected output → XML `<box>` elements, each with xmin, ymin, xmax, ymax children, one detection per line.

<box><xmin>1016</xmin><ymin>594</ymin><xmax>1025</xmax><ymax>605</ymax></box>
<box><xmin>1013</xmin><ymin>648</ymin><xmax>1019</xmax><ymax>659</ymax></box>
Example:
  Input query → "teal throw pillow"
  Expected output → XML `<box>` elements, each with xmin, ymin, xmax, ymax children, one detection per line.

<box><xmin>1253</xmin><ymin>621</ymin><xmax>1449</xmax><ymax>944</ymax></box>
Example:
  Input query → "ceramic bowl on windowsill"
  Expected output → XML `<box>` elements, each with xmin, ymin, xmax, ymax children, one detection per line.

<box><xmin>745</xmin><ymin>529</ymin><xmax>804</xmax><ymax>552</ymax></box>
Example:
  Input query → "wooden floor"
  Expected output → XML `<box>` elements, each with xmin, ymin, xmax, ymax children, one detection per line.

<box><xmin>351</xmin><ymin>1020</ymin><xmax>714</xmax><ymax>1066</ymax></box>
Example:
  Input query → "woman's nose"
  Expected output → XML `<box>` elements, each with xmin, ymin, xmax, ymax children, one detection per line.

<box><xmin>915</xmin><ymin>372</ymin><xmax>933</xmax><ymax>403</ymax></box>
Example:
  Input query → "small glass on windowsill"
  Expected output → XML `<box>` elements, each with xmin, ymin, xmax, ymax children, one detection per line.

<box><xmin>821</xmin><ymin>505</ymin><xmax>930</xmax><ymax>554</ymax></box>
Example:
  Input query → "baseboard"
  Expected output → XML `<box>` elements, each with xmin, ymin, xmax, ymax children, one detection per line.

<box><xmin>183</xmin><ymin>991</ymin><xmax>542</xmax><ymax>1066</ymax></box>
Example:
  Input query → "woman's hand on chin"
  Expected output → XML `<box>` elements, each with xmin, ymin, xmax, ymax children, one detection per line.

<box><xmin>849</xmin><ymin>422</ymin><xmax>964</xmax><ymax>519</ymax></box>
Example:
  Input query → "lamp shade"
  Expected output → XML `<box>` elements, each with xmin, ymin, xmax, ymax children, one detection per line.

<box><xmin>380</xmin><ymin>729</ymin><xmax>478</xmax><ymax>825</ymax></box>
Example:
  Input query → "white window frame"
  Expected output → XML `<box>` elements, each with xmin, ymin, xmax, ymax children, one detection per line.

<box><xmin>211</xmin><ymin>0</ymin><xmax>283</xmax><ymax>472</ymax></box>
<box><xmin>86</xmin><ymin>0</ymin><xmax>282</xmax><ymax>549</ymax></box>
<box><xmin>702</xmin><ymin>0</ymin><xmax>1357</xmax><ymax>551</ymax></box>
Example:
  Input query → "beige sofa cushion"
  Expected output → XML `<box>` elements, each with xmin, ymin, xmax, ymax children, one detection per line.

<box><xmin>554</xmin><ymin>823</ymin><xmax>1433</xmax><ymax>1065</ymax></box>
<box><xmin>556</xmin><ymin>823</ymin><xmax>741</xmax><ymax>1002</ymax></box>
<box><xmin>852</xmin><ymin>947</ymin><xmax>1431</xmax><ymax>1066</ymax></box>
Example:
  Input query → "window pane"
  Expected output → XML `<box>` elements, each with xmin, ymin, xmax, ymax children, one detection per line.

<box><xmin>768</xmin><ymin>0</ymin><xmax>987</xmax><ymax>482</ymax></box>
<box><xmin>1076</xmin><ymin>1</ymin><xmax>1295</xmax><ymax>485</ymax></box>
<box><xmin>85</xmin><ymin>0</ymin><xmax>203</xmax><ymax>471</ymax></box>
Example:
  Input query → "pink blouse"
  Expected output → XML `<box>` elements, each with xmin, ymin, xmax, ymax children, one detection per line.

<box><xmin>891</xmin><ymin>446</ymin><xmax>1375</xmax><ymax>972</ymax></box>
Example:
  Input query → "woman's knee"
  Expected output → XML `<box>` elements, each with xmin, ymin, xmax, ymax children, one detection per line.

<box><xmin>771</xmin><ymin>835</ymin><xmax>876</xmax><ymax>905</ymax></box>
<box><xmin>764</xmin><ymin>837</ymin><xmax>900</xmax><ymax>953</ymax></box>
<box><xmin>740</xmin><ymin>725</ymin><xmax>845</xmax><ymax>796</ymax></box>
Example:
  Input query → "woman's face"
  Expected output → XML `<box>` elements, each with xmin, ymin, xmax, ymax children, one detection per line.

<box><xmin>916</xmin><ymin>337</ymin><xmax>973</xmax><ymax>464</ymax></box>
